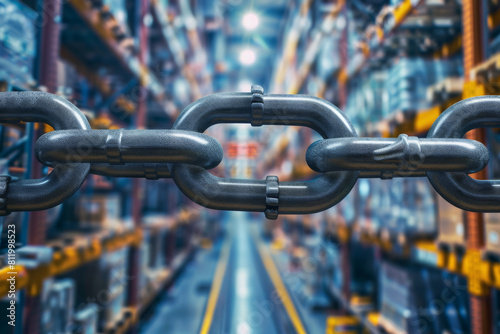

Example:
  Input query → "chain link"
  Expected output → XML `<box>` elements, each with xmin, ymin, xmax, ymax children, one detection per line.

<box><xmin>89</xmin><ymin>163</ymin><xmax>172</xmax><ymax>180</ymax></box>
<box><xmin>35</xmin><ymin>129</ymin><xmax>223</xmax><ymax>168</ymax></box>
<box><xmin>169</xmin><ymin>85</ymin><xmax>358</xmax><ymax>216</ymax></box>
<box><xmin>0</xmin><ymin>176</ymin><xmax>11</xmax><ymax>216</ymax></box>
<box><xmin>306</xmin><ymin>134</ymin><xmax>488</xmax><ymax>178</ymax></box>
<box><xmin>0</xmin><ymin>92</ymin><xmax>90</xmax><ymax>214</ymax></box>
<box><xmin>0</xmin><ymin>88</ymin><xmax>497</xmax><ymax>218</ymax></box>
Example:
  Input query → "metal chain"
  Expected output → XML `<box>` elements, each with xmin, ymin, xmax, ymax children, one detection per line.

<box><xmin>0</xmin><ymin>176</ymin><xmax>11</xmax><ymax>216</ymax></box>
<box><xmin>35</xmin><ymin>129</ymin><xmax>222</xmax><ymax>168</ymax></box>
<box><xmin>0</xmin><ymin>88</ymin><xmax>497</xmax><ymax>219</ymax></box>
<box><xmin>306</xmin><ymin>134</ymin><xmax>488</xmax><ymax>178</ymax></box>
<box><xmin>265</xmin><ymin>176</ymin><xmax>279</xmax><ymax>220</ymax></box>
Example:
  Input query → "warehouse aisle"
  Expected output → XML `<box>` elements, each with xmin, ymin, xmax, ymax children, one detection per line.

<box><xmin>138</xmin><ymin>235</ymin><xmax>224</xmax><ymax>334</ymax></box>
<box><xmin>204</xmin><ymin>212</ymin><xmax>283</xmax><ymax>334</ymax></box>
<box><xmin>264</xmin><ymin>234</ymin><xmax>330</xmax><ymax>334</ymax></box>
<box><xmin>138</xmin><ymin>213</ymin><xmax>329</xmax><ymax>334</ymax></box>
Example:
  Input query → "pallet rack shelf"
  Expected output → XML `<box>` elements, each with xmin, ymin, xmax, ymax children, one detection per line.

<box><xmin>0</xmin><ymin>0</ymin><xmax>212</xmax><ymax>332</ymax></box>
<box><xmin>64</xmin><ymin>0</ymin><xmax>164</xmax><ymax>100</ymax></box>
<box><xmin>337</xmin><ymin>0</ymin><xmax>425</xmax><ymax>87</ymax></box>
<box><xmin>0</xmin><ymin>225</ymin><xmax>139</xmax><ymax>298</ymax></box>
<box><xmin>375</xmin><ymin>14</ymin><xmax>500</xmax><ymax>138</ymax></box>
<box><xmin>100</xmin><ymin>246</ymin><xmax>194</xmax><ymax>334</ymax></box>
<box><xmin>59</xmin><ymin>46</ymin><xmax>137</xmax><ymax>115</ymax></box>
<box><xmin>433</xmin><ymin>34</ymin><xmax>463</xmax><ymax>59</ymax></box>
<box><xmin>0</xmin><ymin>213</ymin><xmax>196</xmax><ymax>293</ymax></box>
<box><xmin>489</xmin><ymin>7</ymin><xmax>500</xmax><ymax>31</ymax></box>
<box><xmin>325</xmin><ymin>282</ymin><xmax>382</xmax><ymax>334</ymax></box>
<box><xmin>138</xmin><ymin>245</ymin><xmax>193</xmax><ymax>314</ymax></box>
<box><xmin>150</xmin><ymin>0</ymin><xmax>185</xmax><ymax>69</ymax></box>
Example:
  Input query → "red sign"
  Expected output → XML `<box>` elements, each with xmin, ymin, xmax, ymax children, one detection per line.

<box><xmin>226</xmin><ymin>142</ymin><xmax>259</xmax><ymax>159</ymax></box>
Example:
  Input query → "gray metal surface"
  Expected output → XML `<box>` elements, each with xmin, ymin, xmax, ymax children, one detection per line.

<box><xmin>170</xmin><ymin>86</ymin><xmax>359</xmax><ymax>217</ymax></box>
<box><xmin>427</xmin><ymin>96</ymin><xmax>500</xmax><ymax>212</ymax></box>
<box><xmin>0</xmin><ymin>91</ymin><xmax>90</xmax><ymax>213</ymax></box>
<box><xmin>2</xmin><ymin>90</ymin><xmax>500</xmax><ymax>215</ymax></box>
<box><xmin>89</xmin><ymin>163</ymin><xmax>172</xmax><ymax>179</ymax></box>
<box><xmin>306</xmin><ymin>135</ymin><xmax>488</xmax><ymax>175</ymax></box>
<box><xmin>35</xmin><ymin>129</ymin><xmax>223</xmax><ymax>169</ymax></box>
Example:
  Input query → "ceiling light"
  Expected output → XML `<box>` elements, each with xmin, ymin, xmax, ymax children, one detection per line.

<box><xmin>242</xmin><ymin>12</ymin><xmax>259</xmax><ymax>31</ymax></box>
<box><xmin>239</xmin><ymin>49</ymin><xmax>256</xmax><ymax>66</ymax></box>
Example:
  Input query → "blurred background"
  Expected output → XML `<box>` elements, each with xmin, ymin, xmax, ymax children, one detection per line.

<box><xmin>0</xmin><ymin>0</ymin><xmax>499</xmax><ymax>333</ymax></box>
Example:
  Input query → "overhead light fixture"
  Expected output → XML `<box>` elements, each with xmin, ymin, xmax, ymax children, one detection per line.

<box><xmin>242</xmin><ymin>12</ymin><xmax>259</xmax><ymax>31</ymax></box>
<box><xmin>239</xmin><ymin>49</ymin><xmax>256</xmax><ymax>66</ymax></box>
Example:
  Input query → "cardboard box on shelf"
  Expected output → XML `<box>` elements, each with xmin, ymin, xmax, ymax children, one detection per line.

<box><xmin>437</xmin><ymin>196</ymin><xmax>466</xmax><ymax>250</ymax></box>
<box><xmin>485</xmin><ymin>213</ymin><xmax>500</xmax><ymax>258</ymax></box>
<box><xmin>76</xmin><ymin>194</ymin><xmax>122</xmax><ymax>230</ymax></box>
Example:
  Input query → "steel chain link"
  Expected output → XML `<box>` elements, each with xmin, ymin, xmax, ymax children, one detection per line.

<box><xmin>0</xmin><ymin>87</ymin><xmax>496</xmax><ymax>218</ymax></box>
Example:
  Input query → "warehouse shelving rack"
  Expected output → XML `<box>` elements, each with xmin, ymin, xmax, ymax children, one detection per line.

<box><xmin>149</xmin><ymin>0</ymin><xmax>204</xmax><ymax>103</ymax></box>
<box><xmin>326</xmin><ymin>280</ymin><xmax>382</xmax><ymax>334</ymax></box>
<box><xmin>341</xmin><ymin>1</ymin><xmax>490</xmax><ymax>333</ymax></box>
<box><xmin>0</xmin><ymin>226</ymin><xmax>139</xmax><ymax>298</ymax></box>
<box><xmin>0</xmin><ymin>0</ymin><xmax>209</xmax><ymax>333</ymax></box>
<box><xmin>267</xmin><ymin>0</ymin><xmax>429</xmax><ymax>171</ymax></box>
<box><xmin>1</xmin><ymin>0</ymin><xmax>499</xmax><ymax>333</ymax></box>
<box><xmin>330</xmin><ymin>1</ymin><xmax>490</xmax><ymax>333</ymax></box>
<box><xmin>335</xmin><ymin>0</ymin><xmax>426</xmax><ymax>96</ymax></box>
<box><xmin>64</xmin><ymin>0</ymin><xmax>165</xmax><ymax>100</ymax></box>
<box><xmin>265</xmin><ymin>1</ymin><xmax>498</xmax><ymax>334</ymax></box>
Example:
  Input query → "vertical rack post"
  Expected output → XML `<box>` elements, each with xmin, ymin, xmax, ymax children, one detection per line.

<box><xmin>337</xmin><ymin>4</ymin><xmax>348</xmax><ymax>109</ymax></box>
<box><xmin>462</xmin><ymin>1</ymin><xmax>491</xmax><ymax>333</ymax></box>
<box><xmin>337</xmin><ymin>2</ymin><xmax>350</xmax><ymax>307</ymax></box>
<box><xmin>29</xmin><ymin>0</ymin><xmax>63</xmax><ymax>244</ymax></box>
<box><xmin>23</xmin><ymin>0</ymin><xmax>62</xmax><ymax>332</ymax></box>
<box><xmin>127</xmin><ymin>0</ymin><xmax>149</xmax><ymax>327</ymax></box>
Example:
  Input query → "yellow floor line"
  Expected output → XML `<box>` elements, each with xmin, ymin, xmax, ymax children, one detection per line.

<box><xmin>256</xmin><ymin>241</ymin><xmax>308</xmax><ymax>334</ymax></box>
<box><xmin>199</xmin><ymin>239</ymin><xmax>231</xmax><ymax>334</ymax></box>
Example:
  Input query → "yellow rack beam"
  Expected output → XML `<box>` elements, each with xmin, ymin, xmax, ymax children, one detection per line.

<box><xmin>0</xmin><ymin>228</ymin><xmax>141</xmax><ymax>298</ymax></box>
<box><xmin>488</xmin><ymin>7</ymin><xmax>500</xmax><ymax>30</ymax></box>
<box><xmin>0</xmin><ymin>265</ymin><xmax>28</xmax><ymax>298</ymax></box>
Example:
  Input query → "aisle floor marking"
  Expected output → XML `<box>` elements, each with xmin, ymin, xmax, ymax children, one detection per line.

<box><xmin>256</xmin><ymin>240</ymin><xmax>308</xmax><ymax>334</ymax></box>
<box><xmin>199</xmin><ymin>238</ymin><xmax>231</xmax><ymax>334</ymax></box>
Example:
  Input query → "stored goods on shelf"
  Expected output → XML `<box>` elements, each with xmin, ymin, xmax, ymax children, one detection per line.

<box><xmin>0</xmin><ymin>0</ymin><xmax>36</xmax><ymax>88</ymax></box>
<box><xmin>73</xmin><ymin>303</ymin><xmax>98</xmax><ymax>334</ymax></box>
<box><xmin>41</xmin><ymin>278</ymin><xmax>76</xmax><ymax>334</ymax></box>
